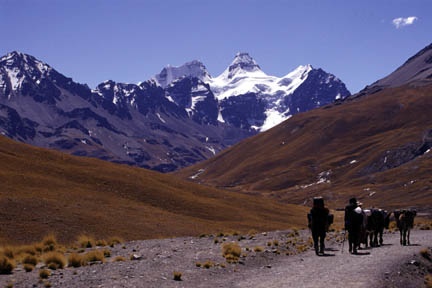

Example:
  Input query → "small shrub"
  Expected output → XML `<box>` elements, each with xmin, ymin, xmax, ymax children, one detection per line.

<box><xmin>425</xmin><ymin>274</ymin><xmax>432</xmax><ymax>288</ymax></box>
<box><xmin>296</xmin><ymin>244</ymin><xmax>309</xmax><ymax>253</ymax></box>
<box><xmin>43</xmin><ymin>252</ymin><xmax>66</xmax><ymax>270</ymax></box>
<box><xmin>0</xmin><ymin>246</ymin><xmax>15</xmax><ymax>259</ymax></box>
<box><xmin>173</xmin><ymin>271</ymin><xmax>182</xmax><ymax>281</ymax></box>
<box><xmin>0</xmin><ymin>256</ymin><xmax>15</xmax><ymax>274</ymax></box>
<box><xmin>23</xmin><ymin>255</ymin><xmax>38</xmax><ymax>266</ymax></box>
<box><xmin>17</xmin><ymin>245</ymin><xmax>37</xmax><ymax>256</ymax></box>
<box><xmin>24</xmin><ymin>263</ymin><xmax>34</xmax><ymax>272</ymax></box>
<box><xmin>273</xmin><ymin>240</ymin><xmax>279</xmax><ymax>246</ymax></box>
<box><xmin>254</xmin><ymin>246</ymin><xmax>264</xmax><ymax>252</ymax></box>
<box><xmin>95</xmin><ymin>239</ymin><xmax>108</xmax><ymax>247</ymax></box>
<box><xmin>222</xmin><ymin>242</ymin><xmax>241</xmax><ymax>263</ymax></box>
<box><xmin>420</xmin><ymin>248</ymin><xmax>431</xmax><ymax>261</ymax></box>
<box><xmin>103</xmin><ymin>249</ymin><xmax>111</xmax><ymax>258</ymax></box>
<box><xmin>39</xmin><ymin>269</ymin><xmax>51</xmax><ymax>279</ymax></box>
<box><xmin>85</xmin><ymin>250</ymin><xmax>105</xmax><ymax>263</ymax></box>
<box><xmin>247</xmin><ymin>229</ymin><xmax>258</xmax><ymax>239</ymax></box>
<box><xmin>113</xmin><ymin>256</ymin><xmax>126</xmax><ymax>262</ymax></box>
<box><xmin>41</xmin><ymin>234</ymin><xmax>57</xmax><ymax>252</ymax></box>
<box><xmin>203</xmin><ymin>260</ymin><xmax>215</xmax><ymax>269</ymax></box>
<box><xmin>77</xmin><ymin>235</ymin><xmax>95</xmax><ymax>249</ymax></box>
<box><xmin>195</xmin><ymin>262</ymin><xmax>202</xmax><ymax>267</ymax></box>
<box><xmin>237</xmin><ymin>235</ymin><xmax>246</xmax><ymax>241</ymax></box>
<box><xmin>107</xmin><ymin>237</ymin><xmax>124</xmax><ymax>247</ymax></box>
<box><xmin>68</xmin><ymin>253</ymin><xmax>85</xmax><ymax>268</ymax></box>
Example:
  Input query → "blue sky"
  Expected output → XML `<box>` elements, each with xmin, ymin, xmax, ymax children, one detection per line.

<box><xmin>1</xmin><ymin>0</ymin><xmax>430</xmax><ymax>93</ymax></box>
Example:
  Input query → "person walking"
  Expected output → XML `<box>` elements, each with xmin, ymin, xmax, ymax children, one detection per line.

<box><xmin>344</xmin><ymin>197</ymin><xmax>363</xmax><ymax>254</ymax></box>
<box><xmin>308</xmin><ymin>197</ymin><xmax>330</xmax><ymax>256</ymax></box>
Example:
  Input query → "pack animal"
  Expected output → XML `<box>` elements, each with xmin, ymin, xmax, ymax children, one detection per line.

<box><xmin>364</xmin><ymin>209</ymin><xmax>390</xmax><ymax>247</ymax></box>
<box><xmin>394</xmin><ymin>209</ymin><xmax>417</xmax><ymax>246</ymax></box>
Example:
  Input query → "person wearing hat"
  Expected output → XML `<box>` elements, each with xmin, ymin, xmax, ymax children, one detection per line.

<box><xmin>308</xmin><ymin>197</ymin><xmax>330</xmax><ymax>256</ymax></box>
<box><xmin>344</xmin><ymin>197</ymin><xmax>364</xmax><ymax>254</ymax></box>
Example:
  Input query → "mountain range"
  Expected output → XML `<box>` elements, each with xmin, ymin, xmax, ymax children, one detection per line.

<box><xmin>176</xmin><ymin>43</ymin><xmax>432</xmax><ymax>213</ymax></box>
<box><xmin>1</xmin><ymin>42</ymin><xmax>431</xmax><ymax>245</ymax></box>
<box><xmin>0</xmin><ymin>52</ymin><xmax>350</xmax><ymax>172</ymax></box>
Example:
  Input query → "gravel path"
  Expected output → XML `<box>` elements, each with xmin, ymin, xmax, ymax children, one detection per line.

<box><xmin>1</xmin><ymin>229</ymin><xmax>431</xmax><ymax>288</ymax></box>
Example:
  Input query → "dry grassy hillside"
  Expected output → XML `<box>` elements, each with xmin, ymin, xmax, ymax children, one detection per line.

<box><xmin>0</xmin><ymin>136</ymin><xmax>307</xmax><ymax>245</ymax></box>
<box><xmin>176</xmin><ymin>85</ymin><xmax>432</xmax><ymax>212</ymax></box>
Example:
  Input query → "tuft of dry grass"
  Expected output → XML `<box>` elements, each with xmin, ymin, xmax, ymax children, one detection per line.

<box><xmin>68</xmin><ymin>253</ymin><xmax>85</xmax><ymax>268</ymax></box>
<box><xmin>43</xmin><ymin>252</ymin><xmax>66</xmax><ymax>270</ymax></box>
<box><xmin>222</xmin><ymin>242</ymin><xmax>242</xmax><ymax>263</ymax></box>
<box><xmin>84</xmin><ymin>250</ymin><xmax>105</xmax><ymax>263</ymax></box>
<box><xmin>22</xmin><ymin>254</ymin><xmax>38</xmax><ymax>266</ymax></box>
<box><xmin>202</xmin><ymin>260</ymin><xmax>215</xmax><ymax>269</ymax></box>
<box><xmin>77</xmin><ymin>235</ymin><xmax>95</xmax><ymax>249</ymax></box>
<box><xmin>23</xmin><ymin>263</ymin><xmax>34</xmax><ymax>272</ymax></box>
<box><xmin>16</xmin><ymin>245</ymin><xmax>37</xmax><ymax>256</ymax></box>
<box><xmin>102</xmin><ymin>249</ymin><xmax>111</xmax><ymax>258</ymax></box>
<box><xmin>0</xmin><ymin>256</ymin><xmax>15</xmax><ymax>274</ymax></box>
<box><xmin>420</xmin><ymin>248</ymin><xmax>431</xmax><ymax>261</ymax></box>
<box><xmin>107</xmin><ymin>237</ymin><xmax>124</xmax><ymax>247</ymax></box>
<box><xmin>113</xmin><ymin>256</ymin><xmax>126</xmax><ymax>262</ymax></box>
<box><xmin>0</xmin><ymin>246</ymin><xmax>15</xmax><ymax>259</ymax></box>
<box><xmin>41</xmin><ymin>234</ymin><xmax>58</xmax><ymax>252</ymax></box>
<box><xmin>425</xmin><ymin>274</ymin><xmax>432</xmax><ymax>288</ymax></box>
<box><xmin>39</xmin><ymin>269</ymin><xmax>51</xmax><ymax>279</ymax></box>
<box><xmin>173</xmin><ymin>271</ymin><xmax>182</xmax><ymax>281</ymax></box>
<box><xmin>254</xmin><ymin>246</ymin><xmax>264</xmax><ymax>252</ymax></box>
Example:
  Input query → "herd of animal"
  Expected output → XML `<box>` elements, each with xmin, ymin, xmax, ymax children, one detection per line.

<box><xmin>359</xmin><ymin>208</ymin><xmax>417</xmax><ymax>248</ymax></box>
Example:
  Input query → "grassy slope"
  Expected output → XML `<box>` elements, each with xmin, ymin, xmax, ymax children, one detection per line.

<box><xmin>0</xmin><ymin>136</ymin><xmax>307</xmax><ymax>245</ymax></box>
<box><xmin>176</xmin><ymin>85</ymin><xmax>432</xmax><ymax>211</ymax></box>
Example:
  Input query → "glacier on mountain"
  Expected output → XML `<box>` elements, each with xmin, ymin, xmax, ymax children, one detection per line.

<box><xmin>155</xmin><ymin>52</ymin><xmax>347</xmax><ymax>131</ymax></box>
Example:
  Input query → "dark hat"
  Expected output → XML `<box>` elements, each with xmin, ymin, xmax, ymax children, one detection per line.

<box><xmin>349</xmin><ymin>197</ymin><xmax>357</xmax><ymax>205</ymax></box>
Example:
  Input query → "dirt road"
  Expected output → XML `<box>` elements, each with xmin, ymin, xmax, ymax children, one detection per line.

<box><xmin>1</xmin><ymin>229</ymin><xmax>431</xmax><ymax>287</ymax></box>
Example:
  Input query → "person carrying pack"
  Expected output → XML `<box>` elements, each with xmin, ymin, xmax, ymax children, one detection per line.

<box><xmin>307</xmin><ymin>197</ymin><xmax>331</xmax><ymax>256</ymax></box>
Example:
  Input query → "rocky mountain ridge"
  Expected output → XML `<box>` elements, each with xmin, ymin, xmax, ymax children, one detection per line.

<box><xmin>0</xmin><ymin>51</ymin><xmax>350</xmax><ymax>171</ymax></box>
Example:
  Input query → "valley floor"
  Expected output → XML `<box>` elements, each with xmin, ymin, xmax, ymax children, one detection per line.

<box><xmin>1</xmin><ymin>229</ymin><xmax>431</xmax><ymax>288</ymax></box>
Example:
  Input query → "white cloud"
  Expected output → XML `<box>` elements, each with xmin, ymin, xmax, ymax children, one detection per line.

<box><xmin>392</xmin><ymin>16</ymin><xmax>418</xmax><ymax>28</ymax></box>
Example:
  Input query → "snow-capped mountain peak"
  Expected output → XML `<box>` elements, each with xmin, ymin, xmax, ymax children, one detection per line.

<box><xmin>277</xmin><ymin>64</ymin><xmax>313</xmax><ymax>93</ymax></box>
<box><xmin>1</xmin><ymin>51</ymin><xmax>51</xmax><ymax>74</ymax></box>
<box><xmin>0</xmin><ymin>51</ymin><xmax>53</xmax><ymax>93</ymax></box>
<box><xmin>228</xmin><ymin>52</ymin><xmax>261</xmax><ymax>73</ymax></box>
<box><xmin>154</xmin><ymin>60</ymin><xmax>211</xmax><ymax>88</ymax></box>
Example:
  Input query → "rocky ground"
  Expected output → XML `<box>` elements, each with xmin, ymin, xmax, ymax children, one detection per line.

<box><xmin>1</xmin><ymin>228</ymin><xmax>431</xmax><ymax>288</ymax></box>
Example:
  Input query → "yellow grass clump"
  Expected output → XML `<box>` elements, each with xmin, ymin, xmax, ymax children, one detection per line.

<box><xmin>84</xmin><ymin>250</ymin><xmax>105</xmax><ymax>263</ymax></box>
<box><xmin>39</xmin><ymin>268</ymin><xmax>51</xmax><ymax>279</ymax></box>
<box><xmin>222</xmin><ymin>242</ymin><xmax>242</xmax><ymax>263</ymax></box>
<box><xmin>173</xmin><ymin>271</ymin><xmax>182</xmax><ymax>281</ymax></box>
<box><xmin>43</xmin><ymin>251</ymin><xmax>66</xmax><ymax>270</ymax></box>
<box><xmin>77</xmin><ymin>235</ymin><xmax>96</xmax><ymax>249</ymax></box>
<box><xmin>113</xmin><ymin>256</ymin><xmax>126</xmax><ymax>262</ymax></box>
<box><xmin>0</xmin><ymin>256</ymin><xmax>15</xmax><ymax>274</ymax></box>
<box><xmin>68</xmin><ymin>253</ymin><xmax>85</xmax><ymax>268</ymax></box>
<box><xmin>425</xmin><ymin>274</ymin><xmax>432</xmax><ymax>288</ymax></box>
